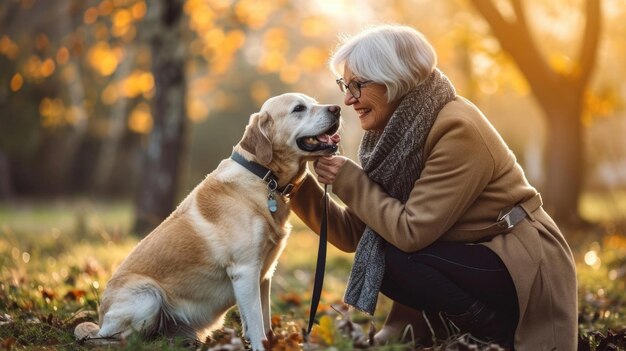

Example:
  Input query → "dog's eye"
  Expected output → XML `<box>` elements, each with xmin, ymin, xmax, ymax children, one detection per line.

<box><xmin>292</xmin><ymin>105</ymin><xmax>306</xmax><ymax>113</ymax></box>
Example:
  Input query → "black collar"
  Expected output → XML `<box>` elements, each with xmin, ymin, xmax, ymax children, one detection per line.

<box><xmin>230</xmin><ymin>151</ymin><xmax>295</xmax><ymax>197</ymax></box>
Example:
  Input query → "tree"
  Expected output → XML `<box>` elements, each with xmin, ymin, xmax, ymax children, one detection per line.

<box><xmin>468</xmin><ymin>0</ymin><xmax>602</xmax><ymax>224</ymax></box>
<box><xmin>133</xmin><ymin>0</ymin><xmax>187</xmax><ymax>235</ymax></box>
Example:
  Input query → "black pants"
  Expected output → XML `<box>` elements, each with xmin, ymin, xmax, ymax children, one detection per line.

<box><xmin>380</xmin><ymin>241</ymin><xmax>519</xmax><ymax>331</ymax></box>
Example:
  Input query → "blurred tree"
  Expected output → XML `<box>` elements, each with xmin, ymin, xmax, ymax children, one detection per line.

<box><xmin>0</xmin><ymin>0</ymin><xmax>146</xmax><ymax>196</ymax></box>
<box><xmin>469</xmin><ymin>0</ymin><xmax>602</xmax><ymax>224</ymax></box>
<box><xmin>133</xmin><ymin>0</ymin><xmax>187</xmax><ymax>235</ymax></box>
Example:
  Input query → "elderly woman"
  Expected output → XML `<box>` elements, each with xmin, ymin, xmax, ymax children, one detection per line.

<box><xmin>290</xmin><ymin>25</ymin><xmax>577</xmax><ymax>349</ymax></box>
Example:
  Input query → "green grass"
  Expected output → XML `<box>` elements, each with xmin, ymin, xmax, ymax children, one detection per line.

<box><xmin>1</xmin><ymin>194</ymin><xmax>626</xmax><ymax>350</ymax></box>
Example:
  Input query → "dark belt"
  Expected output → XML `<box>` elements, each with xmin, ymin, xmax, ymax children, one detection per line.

<box><xmin>444</xmin><ymin>193</ymin><xmax>543</xmax><ymax>242</ymax></box>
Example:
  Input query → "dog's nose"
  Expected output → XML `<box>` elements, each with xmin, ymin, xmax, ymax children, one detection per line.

<box><xmin>328</xmin><ymin>105</ymin><xmax>341</xmax><ymax>118</ymax></box>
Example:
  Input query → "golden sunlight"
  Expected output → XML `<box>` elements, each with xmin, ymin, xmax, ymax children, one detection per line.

<box><xmin>128</xmin><ymin>102</ymin><xmax>153</xmax><ymax>134</ymax></box>
<box><xmin>84</xmin><ymin>7</ymin><xmax>98</xmax><ymax>25</ymax></box>
<box><xmin>112</xmin><ymin>9</ymin><xmax>132</xmax><ymax>30</ymax></box>
<box><xmin>279</xmin><ymin>64</ymin><xmax>300</xmax><ymax>84</ymax></box>
<box><xmin>311</xmin><ymin>0</ymin><xmax>352</xmax><ymax>17</ymax></box>
<box><xmin>187</xmin><ymin>97</ymin><xmax>210</xmax><ymax>122</ymax></box>
<box><xmin>300</xmin><ymin>16</ymin><xmax>332</xmax><ymax>38</ymax></box>
<box><xmin>584</xmin><ymin>250</ymin><xmax>599</xmax><ymax>266</ymax></box>
<box><xmin>65</xmin><ymin>106</ymin><xmax>85</xmax><ymax>126</ymax></box>
<box><xmin>40</xmin><ymin>58</ymin><xmax>56</xmax><ymax>78</ymax></box>
<box><xmin>39</xmin><ymin>98</ymin><xmax>66</xmax><ymax>128</ymax></box>
<box><xmin>297</xmin><ymin>46</ymin><xmax>327</xmax><ymax>70</ymax></box>
<box><xmin>10</xmin><ymin>73</ymin><xmax>23</xmax><ymax>92</ymax></box>
<box><xmin>130</xmin><ymin>1</ymin><xmax>147</xmax><ymax>20</ymax></box>
<box><xmin>0</xmin><ymin>35</ymin><xmax>20</xmax><ymax>60</ymax></box>
<box><xmin>235</xmin><ymin>0</ymin><xmax>275</xmax><ymax>29</ymax></box>
<box><xmin>250</xmin><ymin>80</ymin><xmax>271</xmax><ymax>107</ymax></box>
<box><xmin>98</xmin><ymin>0</ymin><xmax>114</xmax><ymax>16</ymax></box>
<box><xmin>259</xmin><ymin>50</ymin><xmax>285</xmax><ymax>73</ymax></box>
<box><xmin>120</xmin><ymin>70</ymin><xmax>155</xmax><ymax>98</ymax></box>
<box><xmin>87</xmin><ymin>42</ymin><xmax>121</xmax><ymax>76</ymax></box>
<box><xmin>56</xmin><ymin>47</ymin><xmax>70</xmax><ymax>65</ymax></box>
<box><xmin>101</xmin><ymin>84</ymin><xmax>119</xmax><ymax>105</ymax></box>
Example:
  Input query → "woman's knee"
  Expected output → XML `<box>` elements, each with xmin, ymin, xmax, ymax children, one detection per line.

<box><xmin>385</xmin><ymin>244</ymin><xmax>442</xmax><ymax>285</ymax></box>
<box><xmin>384</xmin><ymin>244</ymin><xmax>411</xmax><ymax>274</ymax></box>
<box><xmin>382</xmin><ymin>255</ymin><xmax>448</xmax><ymax>304</ymax></box>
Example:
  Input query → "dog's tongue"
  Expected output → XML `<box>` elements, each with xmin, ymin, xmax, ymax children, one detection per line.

<box><xmin>316</xmin><ymin>133</ymin><xmax>341</xmax><ymax>145</ymax></box>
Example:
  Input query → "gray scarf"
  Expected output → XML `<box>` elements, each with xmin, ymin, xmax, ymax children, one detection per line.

<box><xmin>343</xmin><ymin>68</ymin><xmax>456</xmax><ymax>314</ymax></box>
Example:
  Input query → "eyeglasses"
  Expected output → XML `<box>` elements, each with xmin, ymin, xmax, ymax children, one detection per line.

<box><xmin>335</xmin><ymin>78</ymin><xmax>373</xmax><ymax>99</ymax></box>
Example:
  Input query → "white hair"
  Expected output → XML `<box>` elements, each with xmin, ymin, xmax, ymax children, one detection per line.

<box><xmin>329</xmin><ymin>24</ymin><xmax>437</xmax><ymax>102</ymax></box>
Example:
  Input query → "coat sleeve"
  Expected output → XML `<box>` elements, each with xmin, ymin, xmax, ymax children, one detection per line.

<box><xmin>290</xmin><ymin>170</ymin><xmax>366</xmax><ymax>252</ymax></box>
<box><xmin>332</xmin><ymin>114</ymin><xmax>495</xmax><ymax>253</ymax></box>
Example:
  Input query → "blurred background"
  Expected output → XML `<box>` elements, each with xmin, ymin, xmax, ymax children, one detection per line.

<box><xmin>2</xmin><ymin>1</ymin><xmax>626</xmax><ymax>347</ymax></box>
<box><xmin>0</xmin><ymin>0</ymin><xmax>624</xmax><ymax>232</ymax></box>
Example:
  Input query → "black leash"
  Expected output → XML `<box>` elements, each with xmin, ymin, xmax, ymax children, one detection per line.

<box><xmin>306</xmin><ymin>184</ymin><xmax>328</xmax><ymax>334</ymax></box>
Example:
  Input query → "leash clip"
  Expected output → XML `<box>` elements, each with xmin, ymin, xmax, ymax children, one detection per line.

<box><xmin>266</xmin><ymin>178</ymin><xmax>278</xmax><ymax>192</ymax></box>
<box><xmin>280</xmin><ymin>184</ymin><xmax>294</xmax><ymax>197</ymax></box>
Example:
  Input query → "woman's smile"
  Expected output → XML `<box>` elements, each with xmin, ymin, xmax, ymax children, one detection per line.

<box><xmin>356</xmin><ymin>108</ymin><xmax>371</xmax><ymax>117</ymax></box>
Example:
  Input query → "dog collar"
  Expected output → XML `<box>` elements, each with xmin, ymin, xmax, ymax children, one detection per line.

<box><xmin>230</xmin><ymin>151</ymin><xmax>296</xmax><ymax>198</ymax></box>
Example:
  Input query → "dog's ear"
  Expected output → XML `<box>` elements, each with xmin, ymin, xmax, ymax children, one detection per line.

<box><xmin>239</xmin><ymin>111</ymin><xmax>273</xmax><ymax>165</ymax></box>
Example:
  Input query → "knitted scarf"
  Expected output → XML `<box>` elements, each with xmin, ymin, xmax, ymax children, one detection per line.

<box><xmin>343</xmin><ymin>68</ymin><xmax>456</xmax><ymax>314</ymax></box>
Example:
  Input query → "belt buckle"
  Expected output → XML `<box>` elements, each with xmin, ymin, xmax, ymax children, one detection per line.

<box><xmin>497</xmin><ymin>208</ymin><xmax>514</xmax><ymax>230</ymax></box>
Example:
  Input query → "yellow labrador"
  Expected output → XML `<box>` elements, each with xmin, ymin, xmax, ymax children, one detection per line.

<box><xmin>75</xmin><ymin>93</ymin><xmax>341</xmax><ymax>350</ymax></box>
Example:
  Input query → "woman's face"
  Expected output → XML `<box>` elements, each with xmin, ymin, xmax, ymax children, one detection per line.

<box><xmin>341</xmin><ymin>67</ymin><xmax>401</xmax><ymax>131</ymax></box>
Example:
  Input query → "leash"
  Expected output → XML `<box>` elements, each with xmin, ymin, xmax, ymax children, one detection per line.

<box><xmin>306</xmin><ymin>184</ymin><xmax>328</xmax><ymax>334</ymax></box>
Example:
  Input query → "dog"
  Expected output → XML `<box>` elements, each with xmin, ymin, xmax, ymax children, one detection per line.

<box><xmin>74</xmin><ymin>93</ymin><xmax>341</xmax><ymax>350</ymax></box>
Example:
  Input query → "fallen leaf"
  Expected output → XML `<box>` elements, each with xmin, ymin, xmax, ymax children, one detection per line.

<box><xmin>64</xmin><ymin>289</ymin><xmax>87</xmax><ymax>301</ymax></box>
<box><xmin>41</xmin><ymin>288</ymin><xmax>56</xmax><ymax>300</ymax></box>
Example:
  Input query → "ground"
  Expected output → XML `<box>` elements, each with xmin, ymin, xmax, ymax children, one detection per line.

<box><xmin>1</xmin><ymin>193</ymin><xmax>626</xmax><ymax>350</ymax></box>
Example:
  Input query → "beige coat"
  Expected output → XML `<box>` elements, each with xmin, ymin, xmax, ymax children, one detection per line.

<box><xmin>291</xmin><ymin>97</ymin><xmax>577</xmax><ymax>350</ymax></box>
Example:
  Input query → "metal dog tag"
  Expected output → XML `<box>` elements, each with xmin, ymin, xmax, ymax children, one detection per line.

<box><xmin>267</xmin><ymin>193</ymin><xmax>277</xmax><ymax>213</ymax></box>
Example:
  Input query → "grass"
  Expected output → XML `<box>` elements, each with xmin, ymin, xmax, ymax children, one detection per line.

<box><xmin>1</xmin><ymin>193</ymin><xmax>626</xmax><ymax>350</ymax></box>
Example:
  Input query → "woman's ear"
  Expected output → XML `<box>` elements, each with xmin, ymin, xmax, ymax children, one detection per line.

<box><xmin>239</xmin><ymin>111</ymin><xmax>273</xmax><ymax>165</ymax></box>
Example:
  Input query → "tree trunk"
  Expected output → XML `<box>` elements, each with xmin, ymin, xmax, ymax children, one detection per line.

<box><xmin>469</xmin><ymin>0</ymin><xmax>601</xmax><ymax>225</ymax></box>
<box><xmin>0</xmin><ymin>150</ymin><xmax>13</xmax><ymax>200</ymax></box>
<box><xmin>133</xmin><ymin>0</ymin><xmax>187</xmax><ymax>235</ymax></box>
<box><xmin>542</xmin><ymin>97</ymin><xmax>584</xmax><ymax>222</ymax></box>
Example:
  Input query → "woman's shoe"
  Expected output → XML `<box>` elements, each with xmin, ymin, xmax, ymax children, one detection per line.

<box><xmin>374</xmin><ymin>301</ymin><xmax>433</xmax><ymax>347</ymax></box>
<box><xmin>444</xmin><ymin>300</ymin><xmax>514</xmax><ymax>349</ymax></box>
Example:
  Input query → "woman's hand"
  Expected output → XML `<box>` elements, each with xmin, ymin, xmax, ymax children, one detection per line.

<box><xmin>313</xmin><ymin>155</ymin><xmax>348</xmax><ymax>184</ymax></box>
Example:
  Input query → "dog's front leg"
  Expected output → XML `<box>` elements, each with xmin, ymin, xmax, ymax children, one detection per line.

<box><xmin>227</xmin><ymin>265</ymin><xmax>266</xmax><ymax>351</ymax></box>
<box><xmin>260</xmin><ymin>277</ymin><xmax>272</xmax><ymax>337</ymax></box>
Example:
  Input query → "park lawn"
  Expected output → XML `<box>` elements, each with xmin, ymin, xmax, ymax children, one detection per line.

<box><xmin>1</xmin><ymin>193</ymin><xmax>626</xmax><ymax>350</ymax></box>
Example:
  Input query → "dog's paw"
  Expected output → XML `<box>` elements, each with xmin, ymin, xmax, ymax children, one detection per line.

<box><xmin>74</xmin><ymin>321</ymin><xmax>100</xmax><ymax>340</ymax></box>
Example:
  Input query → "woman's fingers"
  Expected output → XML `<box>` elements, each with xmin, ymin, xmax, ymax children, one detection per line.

<box><xmin>314</xmin><ymin>156</ymin><xmax>347</xmax><ymax>184</ymax></box>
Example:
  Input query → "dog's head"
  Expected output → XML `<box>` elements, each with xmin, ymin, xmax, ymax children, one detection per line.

<box><xmin>238</xmin><ymin>93</ymin><xmax>341</xmax><ymax>169</ymax></box>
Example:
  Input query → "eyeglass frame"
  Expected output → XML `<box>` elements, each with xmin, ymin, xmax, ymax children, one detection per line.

<box><xmin>335</xmin><ymin>77</ymin><xmax>374</xmax><ymax>99</ymax></box>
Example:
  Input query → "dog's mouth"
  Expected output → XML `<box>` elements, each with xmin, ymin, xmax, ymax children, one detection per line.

<box><xmin>296</xmin><ymin>122</ymin><xmax>340</xmax><ymax>153</ymax></box>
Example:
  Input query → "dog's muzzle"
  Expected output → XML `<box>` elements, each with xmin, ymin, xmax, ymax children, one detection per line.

<box><xmin>297</xmin><ymin>106</ymin><xmax>341</xmax><ymax>153</ymax></box>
